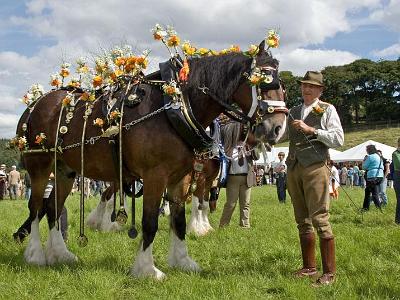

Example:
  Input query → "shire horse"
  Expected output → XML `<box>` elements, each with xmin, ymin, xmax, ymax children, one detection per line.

<box><xmin>14</xmin><ymin>40</ymin><xmax>287</xmax><ymax>279</ymax></box>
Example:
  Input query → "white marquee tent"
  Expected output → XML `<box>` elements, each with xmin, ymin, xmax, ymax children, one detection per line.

<box><xmin>331</xmin><ymin>140</ymin><xmax>395</xmax><ymax>162</ymax></box>
<box><xmin>255</xmin><ymin>146</ymin><xmax>342</xmax><ymax>166</ymax></box>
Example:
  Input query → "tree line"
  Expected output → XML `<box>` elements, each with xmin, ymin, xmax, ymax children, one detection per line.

<box><xmin>1</xmin><ymin>58</ymin><xmax>399</xmax><ymax>164</ymax></box>
<box><xmin>280</xmin><ymin>58</ymin><xmax>400</xmax><ymax>126</ymax></box>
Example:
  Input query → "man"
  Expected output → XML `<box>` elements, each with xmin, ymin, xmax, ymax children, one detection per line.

<box><xmin>273</xmin><ymin>152</ymin><xmax>287</xmax><ymax>203</ymax></box>
<box><xmin>393</xmin><ymin>138</ymin><xmax>400</xmax><ymax>224</ymax></box>
<box><xmin>8</xmin><ymin>165</ymin><xmax>21</xmax><ymax>200</ymax></box>
<box><xmin>286</xmin><ymin>71</ymin><xmax>344</xmax><ymax>285</ymax></box>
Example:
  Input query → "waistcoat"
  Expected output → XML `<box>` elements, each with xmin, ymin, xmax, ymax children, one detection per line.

<box><xmin>286</xmin><ymin>102</ymin><xmax>329</xmax><ymax>169</ymax></box>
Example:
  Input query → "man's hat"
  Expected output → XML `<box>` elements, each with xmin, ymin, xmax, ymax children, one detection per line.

<box><xmin>0</xmin><ymin>164</ymin><xmax>5</xmax><ymax>168</ymax></box>
<box><xmin>298</xmin><ymin>71</ymin><xmax>324</xmax><ymax>87</ymax></box>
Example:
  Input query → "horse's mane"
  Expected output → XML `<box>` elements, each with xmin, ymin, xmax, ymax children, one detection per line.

<box><xmin>221</xmin><ymin>121</ymin><xmax>242</xmax><ymax>156</ymax></box>
<box><xmin>185</xmin><ymin>52</ymin><xmax>279</xmax><ymax>103</ymax></box>
<box><xmin>185</xmin><ymin>53</ymin><xmax>251</xmax><ymax>103</ymax></box>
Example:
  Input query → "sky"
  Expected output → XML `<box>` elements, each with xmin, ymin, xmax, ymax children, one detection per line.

<box><xmin>0</xmin><ymin>0</ymin><xmax>399</xmax><ymax>138</ymax></box>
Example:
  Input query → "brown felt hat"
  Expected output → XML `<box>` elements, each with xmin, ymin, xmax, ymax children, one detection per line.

<box><xmin>298</xmin><ymin>71</ymin><xmax>324</xmax><ymax>87</ymax></box>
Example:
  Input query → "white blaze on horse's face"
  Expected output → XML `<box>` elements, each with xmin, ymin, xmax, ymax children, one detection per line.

<box><xmin>254</xmin><ymin>85</ymin><xmax>287</xmax><ymax>145</ymax></box>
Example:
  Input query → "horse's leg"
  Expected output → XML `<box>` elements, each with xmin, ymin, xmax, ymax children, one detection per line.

<box><xmin>23</xmin><ymin>156</ymin><xmax>53</xmax><ymax>266</ymax></box>
<box><xmin>187</xmin><ymin>173</ymin><xmax>208</xmax><ymax>236</ymax></box>
<box><xmin>200</xmin><ymin>181</ymin><xmax>213</xmax><ymax>233</ymax></box>
<box><xmin>13</xmin><ymin>198</ymin><xmax>46</xmax><ymax>243</ymax></box>
<box><xmin>87</xmin><ymin>184</ymin><xmax>114</xmax><ymax>230</ymax></box>
<box><xmin>167</xmin><ymin>178</ymin><xmax>201</xmax><ymax>272</ymax></box>
<box><xmin>100</xmin><ymin>189</ymin><xmax>125</xmax><ymax>232</ymax></box>
<box><xmin>44</xmin><ymin>162</ymin><xmax>77</xmax><ymax>265</ymax></box>
<box><xmin>130</xmin><ymin>171</ymin><xmax>166</xmax><ymax>280</ymax></box>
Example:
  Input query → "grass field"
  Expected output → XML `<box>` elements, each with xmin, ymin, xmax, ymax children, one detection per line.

<box><xmin>0</xmin><ymin>185</ymin><xmax>399</xmax><ymax>299</ymax></box>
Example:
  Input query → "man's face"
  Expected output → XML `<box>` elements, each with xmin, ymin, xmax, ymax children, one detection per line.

<box><xmin>301</xmin><ymin>83</ymin><xmax>323</xmax><ymax>103</ymax></box>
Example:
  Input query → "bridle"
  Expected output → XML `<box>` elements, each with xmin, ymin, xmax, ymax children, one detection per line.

<box><xmin>198</xmin><ymin>56</ymin><xmax>288</xmax><ymax>127</ymax></box>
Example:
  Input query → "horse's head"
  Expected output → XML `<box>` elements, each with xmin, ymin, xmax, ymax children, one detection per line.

<box><xmin>232</xmin><ymin>40</ymin><xmax>287</xmax><ymax>145</ymax></box>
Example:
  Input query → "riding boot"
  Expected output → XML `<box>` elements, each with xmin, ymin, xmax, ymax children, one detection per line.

<box><xmin>314</xmin><ymin>237</ymin><xmax>336</xmax><ymax>286</ymax></box>
<box><xmin>293</xmin><ymin>232</ymin><xmax>317</xmax><ymax>278</ymax></box>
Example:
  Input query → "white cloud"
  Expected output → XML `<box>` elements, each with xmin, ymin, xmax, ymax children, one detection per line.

<box><xmin>369</xmin><ymin>0</ymin><xmax>400</xmax><ymax>32</ymax></box>
<box><xmin>372</xmin><ymin>43</ymin><xmax>400</xmax><ymax>57</ymax></box>
<box><xmin>0</xmin><ymin>112</ymin><xmax>20</xmax><ymax>138</ymax></box>
<box><xmin>278</xmin><ymin>48</ymin><xmax>360</xmax><ymax>75</ymax></box>
<box><xmin>0</xmin><ymin>0</ymin><xmax>395</xmax><ymax>138</ymax></box>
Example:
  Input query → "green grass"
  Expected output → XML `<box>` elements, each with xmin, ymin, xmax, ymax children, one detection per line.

<box><xmin>0</xmin><ymin>185</ymin><xmax>399</xmax><ymax>299</ymax></box>
<box><xmin>277</xmin><ymin>127</ymin><xmax>400</xmax><ymax>150</ymax></box>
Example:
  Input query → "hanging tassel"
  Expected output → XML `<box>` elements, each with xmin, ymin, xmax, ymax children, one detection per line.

<box><xmin>179</xmin><ymin>58</ymin><xmax>190</xmax><ymax>82</ymax></box>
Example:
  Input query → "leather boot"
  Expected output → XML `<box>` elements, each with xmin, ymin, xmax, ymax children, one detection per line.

<box><xmin>314</xmin><ymin>237</ymin><xmax>336</xmax><ymax>286</ymax></box>
<box><xmin>293</xmin><ymin>232</ymin><xmax>317</xmax><ymax>278</ymax></box>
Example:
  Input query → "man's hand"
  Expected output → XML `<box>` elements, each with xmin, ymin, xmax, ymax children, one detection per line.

<box><xmin>291</xmin><ymin>120</ymin><xmax>316</xmax><ymax>136</ymax></box>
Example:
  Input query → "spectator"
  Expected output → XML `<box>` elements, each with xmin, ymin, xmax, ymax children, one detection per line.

<box><xmin>219</xmin><ymin>121</ymin><xmax>259</xmax><ymax>228</ymax></box>
<box><xmin>353</xmin><ymin>163</ymin><xmax>360</xmax><ymax>187</ymax></box>
<box><xmin>273</xmin><ymin>152</ymin><xmax>287</xmax><ymax>203</ymax></box>
<box><xmin>377</xmin><ymin>150</ymin><xmax>390</xmax><ymax>206</ymax></box>
<box><xmin>362</xmin><ymin>145</ymin><xmax>384</xmax><ymax>211</ymax></box>
<box><xmin>8</xmin><ymin>165</ymin><xmax>21</xmax><ymax>200</ymax></box>
<box><xmin>393</xmin><ymin>138</ymin><xmax>400</xmax><ymax>224</ymax></box>
<box><xmin>0</xmin><ymin>164</ymin><xmax>7</xmax><ymax>200</ymax></box>
<box><xmin>340</xmin><ymin>165</ymin><xmax>347</xmax><ymax>185</ymax></box>
<box><xmin>329</xmin><ymin>160</ymin><xmax>340</xmax><ymax>199</ymax></box>
<box><xmin>24</xmin><ymin>172</ymin><xmax>31</xmax><ymax>201</ymax></box>
<box><xmin>346</xmin><ymin>165</ymin><xmax>354</xmax><ymax>187</ymax></box>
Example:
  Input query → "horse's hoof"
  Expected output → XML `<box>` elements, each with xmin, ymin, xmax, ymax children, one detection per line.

<box><xmin>169</xmin><ymin>256</ymin><xmax>201</xmax><ymax>273</ymax></box>
<box><xmin>13</xmin><ymin>229</ymin><xmax>28</xmax><ymax>243</ymax></box>
<box><xmin>128</xmin><ymin>227</ymin><xmax>138</xmax><ymax>239</ymax></box>
<box><xmin>130</xmin><ymin>266</ymin><xmax>166</xmax><ymax>280</ymax></box>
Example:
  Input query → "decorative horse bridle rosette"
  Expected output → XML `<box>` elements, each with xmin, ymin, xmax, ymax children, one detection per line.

<box><xmin>162</xmin><ymin>80</ymin><xmax>182</xmax><ymax>102</ymax></box>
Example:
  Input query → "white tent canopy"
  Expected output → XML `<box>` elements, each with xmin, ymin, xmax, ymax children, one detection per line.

<box><xmin>331</xmin><ymin>140</ymin><xmax>395</xmax><ymax>162</ymax></box>
<box><xmin>255</xmin><ymin>146</ymin><xmax>342</xmax><ymax>166</ymax></box>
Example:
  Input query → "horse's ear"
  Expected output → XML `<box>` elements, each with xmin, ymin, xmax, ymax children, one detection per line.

<box><xmin>258</xmin><ymin>40</ymin><xmax>265</xmax><ymax>54</ymax></box>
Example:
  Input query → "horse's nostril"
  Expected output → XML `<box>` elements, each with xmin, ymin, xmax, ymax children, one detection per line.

<box><xmin>274</xmin><ymin>126</ymin><xmax>282</xmax><ymax>136</ymax></box>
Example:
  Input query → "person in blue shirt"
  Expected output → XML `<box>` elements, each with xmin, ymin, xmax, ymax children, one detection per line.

<box><xmin>362</xmin><ymin>144</ymin><xmax>384</xmax><ymax>211</ymax></box>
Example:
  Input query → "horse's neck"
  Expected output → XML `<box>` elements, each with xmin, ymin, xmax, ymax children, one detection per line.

<box><xmin>189</xmin><ymin>94</ymin><xmax>222</xmax><ymax>129</ymax></box>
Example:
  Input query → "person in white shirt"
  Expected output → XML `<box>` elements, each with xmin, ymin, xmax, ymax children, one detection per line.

<box><xmin>328</xmin><ymin>160</ymin><xmax>340</xmax><ymax>199</ymax></box>
<box><xmin>219</xmin><ymin>121</ymin><xmax>258</xmax><ymax>228</ymax></box>
<box><xmin>273</xmin><ymin>152</ymin><xmax>287</xmax><ymax>203</ymax></box>
<box><xmin>286</xmin><ymin>71</ymin><xmax>344</xmax><ymax>286</ymax></box>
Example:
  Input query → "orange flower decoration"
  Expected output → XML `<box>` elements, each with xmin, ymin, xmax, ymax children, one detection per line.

<box><xmin>60</xmin><ymin>68</ymin><xmax>70</xmax><ymax>78</ymax></box>
<box><xmin>93</xmin><ymin>118</ymin><xmax>104</xmax><ymax>127</ymax></box>
<box><xmin>312</xmin><ymin>104</ymin><xmax>325</xmax><ymax>116</ymax></box>
<box><xmin>167</xmin><ymin>35</ymin><xmax>180</xmax><ymax>47</ymax></box>
<box><xmin>114</xmin><ymin>57</ymin><xmax>126</xmax><ymax>67</ymax></box>
<box><xmin>62</xmin><ymin>97</ymin><xmax>72</xmax><ymax>106</ymax></box>
<box><xmin>136</xmin><ymin>56</ymin><xmax>148</xmax><ymax>69</ymax></box>
<box><xmin>92</xmin><ymin>76</ymin><xmax>103</xmax><ymax>88</ymax></box>
<box><xmin>34</xmin><ymin>133</ymin><xmax>46</xmax><ymax>145</ymax></box>
<box><xmin>109</xmin><ymin>110</ymin><xmax>121</xmax><ymax>122</ymax></box>
<box><xmin>164</xmin><ymin>86</ymin><xmax>176</xmax><ymax>96</ymax></box>
<box><xmin>51</xmin><ymin>78</ymin><xmax>61</xmax><ymax>87</ymax></box>
<box><xmin>153</xmin><ymin>32</ymin><xmax>163</xmax><ymax>40</ymax></box>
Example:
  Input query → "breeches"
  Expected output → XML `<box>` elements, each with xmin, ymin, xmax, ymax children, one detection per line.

<box><xmin>287</xmin><ymin>161</ymin><xmax>333</xmax><ymax>239</ymax></box>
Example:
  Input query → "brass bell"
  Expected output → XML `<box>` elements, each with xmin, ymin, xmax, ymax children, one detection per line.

<box><xmin>77</xmin><ymin>234</ymin><xmax>88</xmax><ymax>247</ymax></box>
<box><xmin>116</xmin><ymin>208</ymin><xmax>128</xmax><ymax>226</ymax></box>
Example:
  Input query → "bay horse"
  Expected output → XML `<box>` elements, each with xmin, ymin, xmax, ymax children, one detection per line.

<box><xmin>14</xmin><ymin>40</ymin><xmax>287</xmax><ymax>279</ymax></box>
